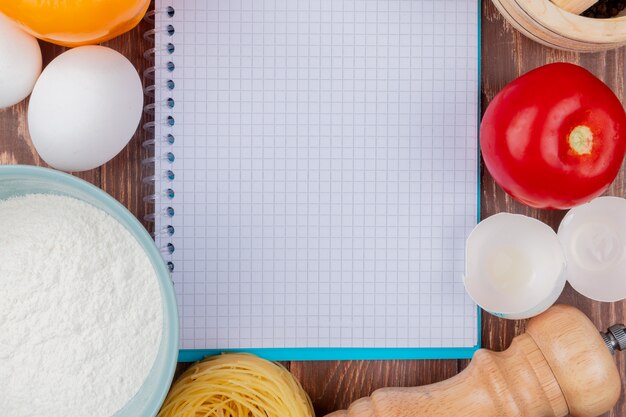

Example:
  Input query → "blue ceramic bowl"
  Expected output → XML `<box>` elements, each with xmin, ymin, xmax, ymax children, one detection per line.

<box><xmin>0</xmin><ymin>165</ymin><xmax>178</xmax><ymax>417</ymax></box>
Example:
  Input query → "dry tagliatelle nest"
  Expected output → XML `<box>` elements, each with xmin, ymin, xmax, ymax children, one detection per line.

<box><xmin>157</xmin><ymin>353</ymin><xmax>314</xmax><ymax>417</ymax></box>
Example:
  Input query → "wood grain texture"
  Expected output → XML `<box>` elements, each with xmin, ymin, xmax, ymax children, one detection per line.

<box><xmin>1</xmin><ymin>1</ymin><xmax>626</xmax><ymax>416</ymax></box>
<box><xmin>328</xmin><ymin>305</ymin><xmax>623</xmax><ymax>417</ymax></box>
<box><xmin>0</xmin><ymin>16</ymin><xmax>153</xmax><ymax>224</ymax></box>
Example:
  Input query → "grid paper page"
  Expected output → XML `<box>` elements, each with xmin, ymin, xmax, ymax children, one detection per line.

<box><xmin>154</xmin><ymin>0</ymin><xmax>479</xmax><ymax>352</ymax></box>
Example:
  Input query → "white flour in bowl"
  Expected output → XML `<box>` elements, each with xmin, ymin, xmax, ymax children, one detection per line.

<box><xmin>0</xmin><ymin>194</ymin><xmax>163</xmax><ymax>417</ymax></box>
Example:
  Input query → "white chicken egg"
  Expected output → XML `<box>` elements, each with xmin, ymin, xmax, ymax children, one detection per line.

<box><xmin>0</xmin><ymin>13</ymin><xmax>42</xmax><ymax>109</ymax></box>
<box><xmin>28</xmin><ymin>45</ymin><xmax>143</xmax><ymax>172</ymax></box>
<box><xmin>463</xmin><ymin>213</ymin><xmax>566</xmax><ymax>320</ymax></box>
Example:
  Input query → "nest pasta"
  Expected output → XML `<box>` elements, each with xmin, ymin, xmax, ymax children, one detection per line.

<box><xmin>157</xmin><ymin>353</ymin><xmax>315</xmax><ymax>417</ymax></box>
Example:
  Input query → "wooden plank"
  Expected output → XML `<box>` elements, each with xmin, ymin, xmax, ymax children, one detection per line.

<box><xmin>482</xmin><ymin>1</ymin><xmax>626</xmax><ymax>416</ymax></box>
<box><xmin>290</xmin><ymin>360</ymin><xmax>463</xmax><ymax>416</ymax></box>
<box><xmin>99</xmin><ymin>16</ymin><xmax>154</xmax><ymax>225</ymax></box>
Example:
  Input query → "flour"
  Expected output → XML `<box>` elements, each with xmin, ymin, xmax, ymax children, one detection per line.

<box><xmin>0</xmin><ymin>194</ymin><xmax>163</xmax><ymax>417</ymax></box>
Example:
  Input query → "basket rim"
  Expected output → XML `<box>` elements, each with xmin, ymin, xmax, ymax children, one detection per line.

<box><xmin>514</xmin><ymin>0</ymin><xmax>626</xmax><ymax>44</ymax></box>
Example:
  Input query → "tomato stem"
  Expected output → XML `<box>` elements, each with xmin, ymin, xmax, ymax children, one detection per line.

<box><xmin>568</xmin><ymin>125</ymin><xmax>593</xmax><ymax>155</ymax></box>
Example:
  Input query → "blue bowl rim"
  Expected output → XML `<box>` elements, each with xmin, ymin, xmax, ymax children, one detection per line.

<box><xmin>0</xmin><ymin>164</ymin><xmax>179</xmax><ymax>416</ymax></box>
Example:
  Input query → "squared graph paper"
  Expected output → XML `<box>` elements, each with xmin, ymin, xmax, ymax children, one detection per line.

<box><xmin>153</xmin><ymin>0</ymin><xmax>479</xmax><ymax>359</ymax></box>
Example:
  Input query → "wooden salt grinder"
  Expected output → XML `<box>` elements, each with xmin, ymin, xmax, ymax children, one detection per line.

<box><xmin>327</xmin><ymin>305</ymin><xmax>625</xmax><ymax>417</ymax></box>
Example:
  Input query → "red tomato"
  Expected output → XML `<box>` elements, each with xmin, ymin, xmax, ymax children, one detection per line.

<box><xmin>480</xmin><ymin>63</ymin><xmax>626</xmax><ymax>210</ymax></box>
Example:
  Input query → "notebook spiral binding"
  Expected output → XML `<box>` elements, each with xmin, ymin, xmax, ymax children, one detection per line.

<box><xmin>142</xmin><ymin>6</ymin><xmax>177</xmax><ymax>273</ymax></box>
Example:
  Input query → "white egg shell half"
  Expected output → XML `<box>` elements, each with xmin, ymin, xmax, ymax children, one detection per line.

<box><xmin>464</xmin><ymin>213</ymin><xmax>566</xmax><ymax>319</ymax></box>
<box><xmin>0</xmin><ymin>13</ymin><xmax>42</xmax><ymax>109</ymax></box>
<box><xmin>558</xmin><ymin>196</ymin><xmax>626</xmax><ymax>302</ymax></box>
<box><xmin>28</xmin><ymin>45</ymin><xmax>143</xmax><ymax>172</ymax></box>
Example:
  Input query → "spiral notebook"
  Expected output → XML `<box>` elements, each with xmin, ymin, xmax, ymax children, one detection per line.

<box><xmin>148</xmin><ymin>0</ymin><xmax>480</xmax><ymax>362</ymax></box>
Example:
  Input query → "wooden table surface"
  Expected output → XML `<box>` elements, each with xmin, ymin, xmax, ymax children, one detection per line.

<box><xmin>2</xmin><ymin>2</ymin><xmax>626</xmax><ymax>416</ymax></box>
